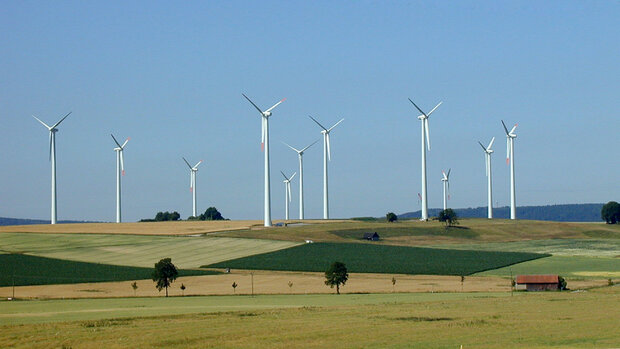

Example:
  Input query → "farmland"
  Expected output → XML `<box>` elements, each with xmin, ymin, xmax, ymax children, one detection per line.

<box><xmin>0</xmin><ymin>287</ymin><xmax>618</xmax><ymax>348</ymax></box>
<box><xmin>205</xmin><ymin>242</ymin><xmax>548</xmax><ymax>275</ymax></box>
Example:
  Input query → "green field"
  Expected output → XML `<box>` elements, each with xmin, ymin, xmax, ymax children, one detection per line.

<box><xmin>0</xmin><ymin>233</ymin><xmax>300</xmax><ymax>268</ymax></box>
<box><xmin>0</xmin><ymin>254</ymin><xmax>218</xmax><ymax>287</ymax></box>
<box><xmin>1</xmin><ymin>287</ymin><xmax>618</xmax><ymax>348</ymax></box>
<box><xmin>205</xmin><ymin>242</ymin><xmax>548</xmax><ymax>275</ymax></box>
<box><xmin>476</xmin><ymin>255</ymin><xmax>620</xmax><ymax>279</ymax></box>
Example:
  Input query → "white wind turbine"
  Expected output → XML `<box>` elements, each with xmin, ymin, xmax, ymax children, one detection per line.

<box><xmin>408</xmin><ymin>98</ymin><xmax>442</xmax><ymax>221</ymax></box>
<box><xmin>478</xmin><ymin>137</ymin><xmax>495</xmax><ymax>219</ymax></box>
<box><xmin>441</xmin><ymin>169</ymin><xmax>451</xmax><ymax>210</ymax></box>
<box><xmin>308</xmin><ymin>116</ymin><xmax>344</xmax><ymax>220</ymax></box>
<box><xmin>183</xmin><ymin>157</ymin><xmax>203</xmax><ymax>218</ymax></box>
<box><xmin>283</xmin><ymin>140</ymin><xmax>319</xmax><ymax>219</ymax></box>
<box><xmin>281</xmin><ymin>171</ymin><xmax>297</xmax><ymax>221</ymax></box>
<box><xmin>502</xmin><ymin>120</ymin><xmax>518</xmax><ymax>220</ymax></box>
<box><xmin>111</xmin><ymin>134</ymin><xmax>130</xmax><ymax>223</ymax></box>
<box><xmin>32</xmin><ymin>112</ymin><xmax>72</xmax><ymax>224</ymax></box>
<box><xmin>243</xmin><ymin>93</ymin><xmax>286</xmax><ymax>227</ymax></box>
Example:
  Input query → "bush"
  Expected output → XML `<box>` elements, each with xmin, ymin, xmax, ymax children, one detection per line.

<box><xmin>558</xmin><ymin>276</ymin><xmax>567</xmax><ymax>290</ymax></box>
<box><xmin>141</xmin><ymin>211</ymin><xmax>181</xmax><ymax>222</ymax></box>
<box><xmin>438</xmin><ymin>209</ymin><xmax>458</xmax><ymax>227</ymax></box>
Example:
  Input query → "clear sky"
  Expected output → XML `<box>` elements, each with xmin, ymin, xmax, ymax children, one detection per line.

<box><xmin>1</xmin><ymin>1</ymin><xmax>618</xmax><ymax>222</ymax></box>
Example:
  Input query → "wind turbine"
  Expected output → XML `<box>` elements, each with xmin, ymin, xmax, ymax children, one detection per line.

<box><xmin>32</xmin><ymin>112</ymin><xmax>72</xmax><ymax>224</ymax></box>
<box><xmin>111</xmin><ymin>134</ymin><xmax>129</xmax><ymax>223</ymax></box>
<box><xmin>502</xmin><ymin>120</ymin><xmax>518</xmax><ymax>220</ymax></box>
<box><xmin>441</xmin><ymin>169</ymin><xmax>451</xmax><ymax>210</ymax></box>
<box><xmin>182</xmin><ymin>157</ymin><xmax>203</xmax><ymax>218</ymax></box>
<box><xmin>281</xmin><ymin>171</ymin><xmax>297</xmax><ymax>221</ymax></box>
<box><xmin>478</xmin><ymin>137</ymin><xmax>495</xmax><ymax>219</ymax></box>
<box><xmin>308</xmin><ymin>116</ymin><xmax>344</xmax><ymax>219</ymax></box>
<box><xmin>243</xmin><ymin>93</ymin><xmax>286</xmax><ymax>227</ymax></box>
<box><xmin>408</xmin><ymin>98</ymin><xmax>442</xmax><ymax>221</ymax></box>
<box><xmin>283</xmin><ymin>140</ymin><xmax>319</xmax><ymax>219</ymax></box>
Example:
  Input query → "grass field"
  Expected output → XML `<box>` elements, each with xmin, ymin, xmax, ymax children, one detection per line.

<box><xmin>0</xmin><ymin>254</ymin><xmax>218</xmax><ymax>287</ymax></box>
<box><xmin>205</xmin><ymin>242</ymin><xmax>548</xmax><ymax>275</ymax></box>
<box><xmin>476</xmin><ymin>255</ymin><xmax>620</xmax><ymax>279</ymax></box>
<box><xmin>1</xmin><ymin>287</ymin><xmax>618</xmax><ymax>348</ymax></box>
<box><xmin>0</xmin><ymin>233</ymin><xmax>300</xmax><ymax>268</ymax></box>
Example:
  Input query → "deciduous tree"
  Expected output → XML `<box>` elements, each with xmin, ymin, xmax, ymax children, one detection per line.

<box><xmin>152</xmin><ymin>258</ymin><xmax>178</xmax><ymax>297</ymax></box>
<box><xmin>325</xmin><ymin>262</ymin><xmax>348</xmax><ymax>294</ymax></box>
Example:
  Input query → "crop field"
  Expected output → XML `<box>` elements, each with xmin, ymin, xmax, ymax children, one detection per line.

<box><xmin>0</xmin><ymin>254</ymin><xmax>218</xmax><ymax>287</ymax></box>
<box><xmin>211</xmin><ymin>218</ymin><xmax>620</xmax><ymax>246</ymax></box>
<box><xmin>0</xmin><ymin>233</ymin><xmax>300</xmax><ymax>268</ymax></box>
<box><xmin>476</xmin><ymin>255</ymin><xmax>620</xmax><ymax>279</ymax></box>
<box><xmin>0</xmin><ymin>287</ymin><xmax>618</xmax><ymax>348</ymax></box>
<box><xmin>205</xmin><ymin>242</ymin><xmax>548</xmax><ymax>275</ymax></box>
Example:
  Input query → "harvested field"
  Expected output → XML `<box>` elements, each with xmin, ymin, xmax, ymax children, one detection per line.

<box><xmin>0</xmin><ymin>270</ymin><xmax>608</xmax><ymax>300</ymax></box>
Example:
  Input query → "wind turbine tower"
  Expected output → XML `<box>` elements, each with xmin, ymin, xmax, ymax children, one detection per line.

<box><xmin>309</xmin><ymin>116</ymin><xmax>344</xmax><ymax>220</ymax></box>
<box><xmin>502</xmin><ymin>120</ymin><xmax>518</xmax><ymax>220</ymax></box>
<box><xmin>243</xmin><ymin>94</ymin><xmax>286</xmax><ymax>227</ymax></box>
<box><xmin>283</xmin><ymin>140</ymin><xmax>318</xmax><ymax>219</ymax></box>
<box><xmin>111</xmin><ymin>134</ymin><xmax>129</xmax><ymax>223</ymax></box>
<box><xmin>441</xmin><ymin>169</ymin><xmax>451</xmax><ymax>210</ymax></box>
<box><xmin>32</xmin><ymin>112</ymin><xmax>72</xmax><ymax>224</ymax></box>
<box><xmin>408</xmin><ymin>98</ymin><xmax>442</xmax><ymax>221</ymax></box>
<box><xmin>281</xmin><ymin>171</ymin><xmax>296</xmax><ymax>221</ymax></box>
<box><xmin>478</xmin><ymin>137</ymin><xmax>495</xmax><ymax>219</ymax></box>
<box><xmin>183</xmin><ymin>157</ymin><xmax>203</xmax><ymax>217</ymax></box>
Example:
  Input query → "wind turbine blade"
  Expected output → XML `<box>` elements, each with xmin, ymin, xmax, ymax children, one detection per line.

<box><xmin>48</xmin><ymin>132</ymin><xmax>52</xmax><ymax>161</ymax></box>
<box><xmin>308</xmin><ymin>115</ymin><xmax>327</xmax><ymax>131</ymax></box>
<box><xmin>261</xmin><ymin>117</ymin><xmax>266</xmax><ymax>151</ymax></box>
<box><xmin>326</xmin><ymin>133</ymin><xmax>331</xmax><ymax>161</ymax></box>
<box><xmin>282</xmin><ymin>141</ymin><xmax>301</xmax><ymax>153</ymax></box>
<box><xmin>424</xmin><ymin>118</ymin><xmax>431</xmax><ymax>150</ymax></box>
<box><xmin>51</xmin><ymin>111</ymin><xmax>72</xmax><ymax>129</ymax></box>
<box><xmin>407</xmin><ymin>98</ymin><xmax>427</xmax><ymax>117</ymax></box>
<box><xmin>289</xmin><ymin>172</ymin><xmax>296</xmax><ymax>181</ymax></box>
<box><xmin>442</xmin><ymin>170</ymin><xmax>446</xmax><ymax>180</ymax></box>
<box><xmin>111</xmin><ymin>134</ymin><xmax>122</xmax><ymax>148</ymax></box>
<box><xmin>485</xmin><ymin>155</ymin><xmax>489</xmax><ymax>177</ymax></box>
<box><xmin>182</xmin><ymin>157</ymin><xmax>192</xmax><ymax>169</ymax></box>
<box><xmin>510</xmin><ymin>124</ymin><xmax>518</xmax><ymax>134</ymax></box>
<box><xmin>120</xmin><ymin>150</ymin><xmax>125</xmax><ymax>176</ymax></box>
<box><xmin>265</xmin><ymin>98</ymin><xmax>286</xmax><ymax>113</ymax></box>
<box><xmin>488</xmin><ymin>137</ymin><xmax>495</xmax><ymax>150</ymax></box>
<box><xmin>242</xmin><ymin>94</ymin><xmax>264</xmax><ymax>115</ymax></box>
<box><xmin>32</xmin><ymin>115</ymin><xmax>51</xmax><ymax>129</ymax></box>
<box><xmin>506</xmin><ymin>138</ymin><xmax>510</xmax><ymax>165</ymax></box>
<box><xmin>194</xmin><ymin>160</ymin><xmax>203</xmax><ymax>169</ymax></box>
<box><xmin>190</xmin><ymin>171</ymin><xmax>193</xmax><ymax>190</ymax></box>
<box><xmin>327</xmin><ymin>118</ymin><xmax>345</xmax><ymax>132</ymax></box>
<box><xmin>426</xmin><ymin>101</ymin><xmax>443</xmax><ymax>117</ymax></box>
<box><xmin>280</xmin><ymin>170</ymin><xmax>289</xmax><ymax>180</ymax></box>
<box><xmin>478</xmin><ymin>141</ymin><xmax>487</xmax><ymax>152</ymax></box>
<box><xmin>121</xmin><ymin>137</ymin><xmax>130</xmax><ymax>148</ymax></box>
<box><xmin>501</xmin><ymin>120</ymin><xmax>510</xmax><ymax>135</ymax></box>
<box><xmin>447</xmin><ymin>168</ymin><xmax>451</xmax><ymax>179</ymax></box>
<box><xmin>287</xmin><ymin>182</ymin><xmax>292</xmax><ymax>202</ymax></box>
<box><xmin>447</xmin><ymin>181</ymin><xmax>450</xmax><ymax>198</ymax></box>
<box><xmin>300</xmin><ymin>139</ymin><xmax>320</xmax><ymax>153</ymax></box>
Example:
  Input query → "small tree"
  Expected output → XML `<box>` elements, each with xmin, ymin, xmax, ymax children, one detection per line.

<box><xmin>232</xmin><ymin>282</ymin><xmax>238</xmax><ymax>294</ymax></box>
<box><xmin>391</xmin><ymin>276</ymin><xmax>396</xmax><ymax>293</ymax></box>
<box><xmin>438</xmin><ymin>209</ymin><xmax>458</xmax><ymax>227</ymax></box>
<box><xmin>180</xmin><ymin>283</ymin><xmax>186</xmax><ymax>296</ymax></box>
<box><xmin>325</xmin><ymin>262</ymin><xmax>348</xmax><ymax>294</ymax></box>
<box><xmin>601</xmin><ymin>201</ymin><xmax>620</xmax><ymax>224</ymax></box>
<box><xmin>151</xmin><ymin>258</ymin><xmax>178</xmax><ymax>297</ymax></box>
<box><xmin>386</xmin><ymin>212</ymin><xmax>398</xmax><ymax>222</ymax></box>
<box><xmin>288</xmin><ymin>281</ymin><xmax>293</xmax><ymax>293</ymax></box>
<box><xmin>131</xmin><ymin>281</ymin><xmax>138</xmax><ymax>296</ymax></box>
<box><xmin>460</xmin><ymin>276</ymin><xmax>465</xmax><ymax>292</ymax></box>
<box><xmin>558</xmin><ymin>276</ymin><xmax>567</xmax><ymax>290</ymax></box>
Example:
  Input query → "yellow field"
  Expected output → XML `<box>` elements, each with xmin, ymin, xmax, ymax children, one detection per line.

<box><xmin>0</xmin><ymin>270</ymin><xmax>607</xmax><ymax>300</ymax></box>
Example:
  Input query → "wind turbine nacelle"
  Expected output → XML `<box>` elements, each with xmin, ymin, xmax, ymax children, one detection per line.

<box><xmin>263</xmin><ymin>112</ymin><xmax>272</xmax><ymax>117</ymax></box>
<box><xmin>510</xmin><ymin>134</ymin><xmax>517</xmax><ymax>138</ymax></box>
<box><xmin>487</xmin><ymin>149</ymin><xmax>494</xmax><ymax>153</ymax></box>
<box><xmin>417</xmin><ymin>115</ymin><xmax>425</xmax><ymax>120</ymax></box>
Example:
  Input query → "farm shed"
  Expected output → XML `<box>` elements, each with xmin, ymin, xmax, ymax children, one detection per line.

<box><xmin>363</xmin><ymin>232</ymin><xmax>380</xmax><ymax>241</ymax></box>
<box><xmin>515</xmin><ymin>275</ymin><xmax>560</xmax><ymax>291</ymax></box>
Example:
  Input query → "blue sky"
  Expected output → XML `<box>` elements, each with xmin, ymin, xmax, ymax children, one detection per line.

<box><xmin>1</xmin><ymin>1</ymin><xmax>618</xmax><ymax>222</ymax></box>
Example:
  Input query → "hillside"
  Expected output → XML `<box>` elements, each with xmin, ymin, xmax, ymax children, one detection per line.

<box><xmin>0</xmin><ymin>217</ymin><xmax>99</xmax><ymax>226</ymax></box>
<box><xmin>398</xmin><ymin>203</ymin><xmax>604</xmax><ymax>222</ymax></box>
